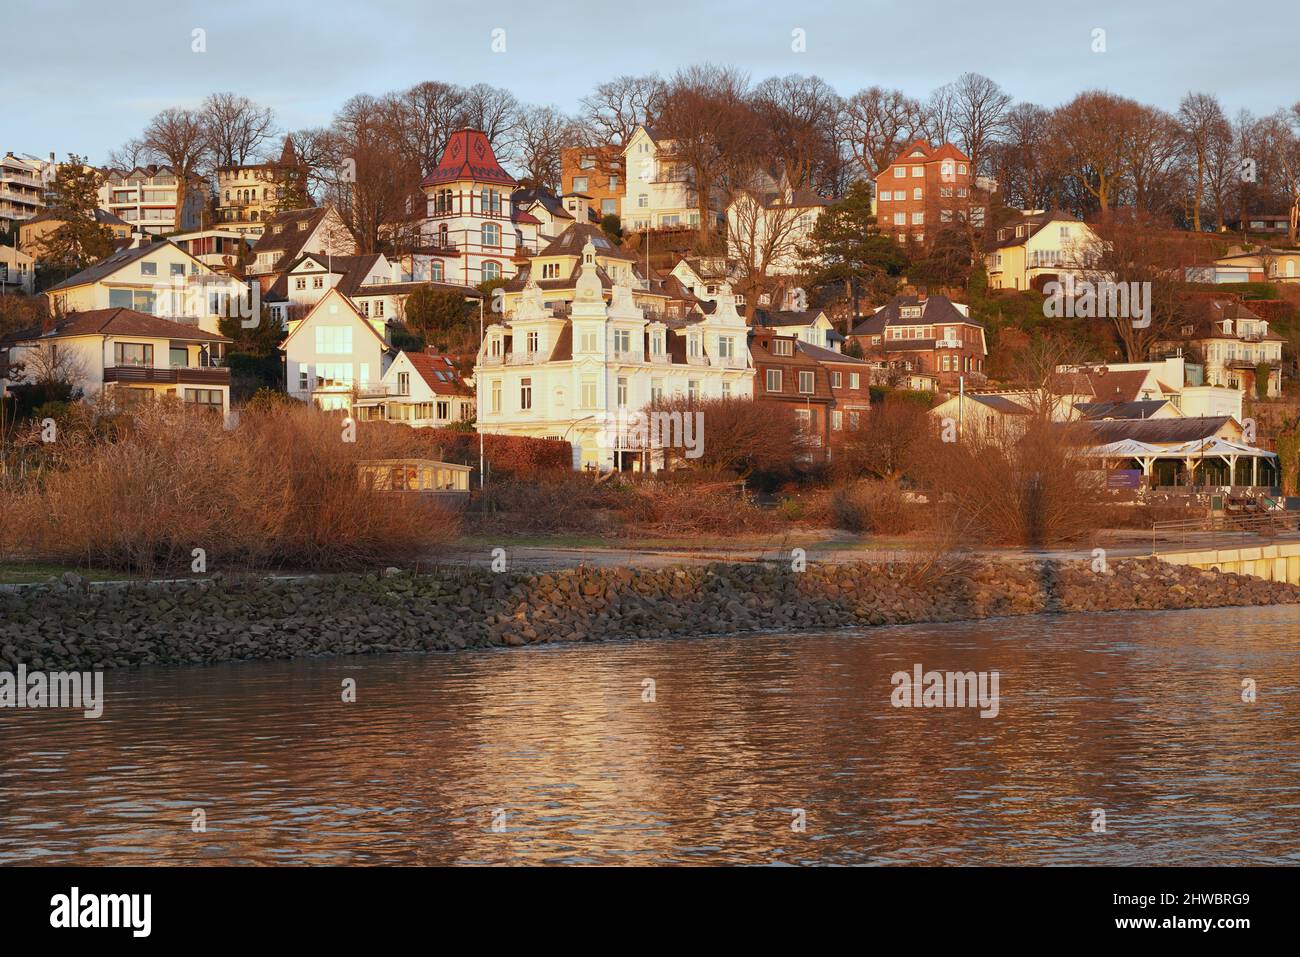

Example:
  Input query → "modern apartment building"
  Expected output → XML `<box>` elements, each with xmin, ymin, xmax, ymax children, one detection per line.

<box><xmin>98</xmin><ymin>165</ymin><xmax>208</xmax><ymax>236</ymax></box>
<box><xmin>0</xmin><ymin>152</ymin><xmax>53</xmax><ymax>226</ymax></box>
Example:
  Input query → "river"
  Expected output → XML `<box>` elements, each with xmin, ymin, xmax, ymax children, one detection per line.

<box><xmin>2</xmin><ymin>605</ymin><xmax>1299</xmax><ymax>865</ymax></box>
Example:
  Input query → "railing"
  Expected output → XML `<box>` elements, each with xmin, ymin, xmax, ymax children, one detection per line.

<box><xmin>1151</xmin><ymin>508</ymin><xmax>1298</xmax><ymax>555</ymax></box>
<box><xmin>103</xmin><ymin>366</ymin><xmax>230</xmax><ymax>385</ymax></box>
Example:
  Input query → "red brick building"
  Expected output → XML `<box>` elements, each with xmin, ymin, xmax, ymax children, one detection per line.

<box><xmin>848</xmin><ymin>294</ymin><xmax>988</xmax><ymax>390</ymax></box>
<box><xmin>750</xmin><ymin>328</ymin><xmax>875</xmax><ymax>461</ymax></box>
<box><xmin>873</xmin><ymin>141</ymin><xmax>984</xmax><ymax>249</ymax></box>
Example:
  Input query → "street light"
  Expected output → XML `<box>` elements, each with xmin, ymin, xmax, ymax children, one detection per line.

<box><xmin>465</xmin><ymin>295</ymin><xmax>485</xmax><ymax>489</ymax></box>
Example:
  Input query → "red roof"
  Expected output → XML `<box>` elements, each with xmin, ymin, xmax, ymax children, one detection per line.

<box><xmin>406</xmin><ymin>351</ymin><xmax>471</xmax><ymax>396</ymax></box>
<box><xmin>881</xmin><ymin>139</ymin><xmax>971</xmax><ymax>172</ymax></box>
<box><xmin>420</xmin><ymin>129</ymin><xmax>516</xmax><ymax>188</ymax></box>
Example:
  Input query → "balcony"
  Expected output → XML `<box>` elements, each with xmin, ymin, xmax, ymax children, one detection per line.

<box><xmin>103</xmin><ymin>365</ymin><xmax>230</xmax><ymax>385</ymax></box>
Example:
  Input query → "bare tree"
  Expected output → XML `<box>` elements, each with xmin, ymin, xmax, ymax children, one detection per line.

<box><xmin>396</xmin><ymin>81</ymin><xmax>469</xmax><ymax>175</ymax></box>
<box><xmin>1179</xmin><ymin>92</ymin><xmax>1229</xmax><ymax>232</ymax></box>
<box><xmin>751</xmin><ymin>74</ymin><xmax>842</xmax><ymax>191</ymax></box>
<box><xmin>202</xmin><ymin>92</ymin><xmax>277</xmax><ymax>169</ymax></box>
<box><xmin>139</xmin><ymin>107</ymin><xmax>211</xmax><ymax>230</ymax></box>
<box><xmin>656</xmin><ymin>64</ymin><xmax>763</xmax><ymax>245</ymax></box>
<box><xmin>987</xmin><ymin>103</ymin><xmax>1056</xmax><ymax>210</ymax></box>
<box><xmin>727</xmin><ymin>176</ymin><xmax>814</xmax><ymax>318</ymax></box>
<box><xmin>516</xmin><ymin>106</ymin><xmax>583</xmax><ymax>192</ymax></box>
<box><xmin>921</xmin><ymin>83</ymin><xmax>958</xmax><ymax>146</ymax></box>
<box><xmin>951</xmin><ymin>72</ymin><xmax>1011</xmax><ymax>174</ymax></box>
<box><xmin>1120</xmin><ymin>103</ymin><xmax>1186</xmax><ymax>214</ymax></box>
<box><xmin>840</xmin><ymin>86</ymin><xmax>924</xmax><ymax>179</ymax></box>
<box><xmin>1052</xmin><ymin>91</ymin><xmax>1138</xmax><ymax>213</ymax></box>
<box><xmin>460</xmin><ymin>83</ymin><xmax>521</xmax><ymax>162</ymax></box>
<box><xmin>107</xmin><ymin>138</ymin><xmax>149</xmax><ymax>171</ymax></box>
<box><xmin>579</xmin><ymin>74</ymin><xmax>666</xmax><ymax>146</ymax></box>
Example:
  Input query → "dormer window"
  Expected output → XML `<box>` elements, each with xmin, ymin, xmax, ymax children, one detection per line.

<box><xmin>527</xmin><ymin>331</ymin><xmax>539</xmax><ymax>354</ymax></box>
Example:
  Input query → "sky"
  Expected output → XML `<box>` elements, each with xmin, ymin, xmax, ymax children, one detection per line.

<box><xmin>5</xmin><ymin>0</ymin><xmax>1296</xmax><ymax>165</ymax></box>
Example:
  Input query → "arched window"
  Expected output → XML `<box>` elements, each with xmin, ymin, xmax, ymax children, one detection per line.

<box><xmin>431</xmin><ymin>260</ymin><xmax>444</xmax><ymax>281</ymax></box>
<box><xmin>483</xmin><ymin>261</ymin><xmax>501</xmax><ymax>281</ymax></box>
<box><xmin>482</xmin><ymin>223</ymin><xmax>501</xmax><ymax>247</ymax></box>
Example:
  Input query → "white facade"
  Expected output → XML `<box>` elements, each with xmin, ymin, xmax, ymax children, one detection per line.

<box><xmin>620</xmin><ymin>126</ymin><xmax>715</xmax><ymax>232</ymax></box>
<box><xmin>353</xmin><ymin>350</ymin><xmax>474</xmax><ymax>428</ymax></box>
<box><xmin>0</xmin><ymin>243</ymin><xmax>35</xmax><ymax>294</ymax></box>
<box><xmin>283</xmin><ymin>288</ymin><xmax>391</xmax><ymax>412</ymax></box>
<box><xmin>475</xmin><ymin>240</ymin><xmax>754</xmax><ymax>470</ymax></box>
<box><xmin>46</xmin><ymin>240</ymin><xmax>251</xmax><ymax>337</ymax></box>
<box><xmin>726</xmin><ymin>186</ymin><xmax>826</xmax><ymax>276</ymax></box>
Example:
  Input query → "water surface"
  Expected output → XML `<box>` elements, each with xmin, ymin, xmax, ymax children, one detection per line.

<box><xmin>2</xmin><ymin>606</ymin><xmax>1299</xmax><ymax>865</ymax></box>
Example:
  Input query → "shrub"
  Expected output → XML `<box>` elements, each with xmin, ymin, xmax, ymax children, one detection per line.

<box><xmin>809</xmin><ymin>480</ymin><xmax>920</xmax><ymax>535</ymax></box>
<box><xmin>2</xmin><ymin>402</ymin><xmax>459</xmax><ymax>575</ymax></box>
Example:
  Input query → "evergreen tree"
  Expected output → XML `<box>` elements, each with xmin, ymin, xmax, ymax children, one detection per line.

<box><xmin>39</xmin><ymin>156</ymin><xmax>115</xmax><ymax>279</ymax></box>
<box><xmin>800</xmin><ymin>181</ymin><xmax>907</xmax><ymax>323</ymax></box>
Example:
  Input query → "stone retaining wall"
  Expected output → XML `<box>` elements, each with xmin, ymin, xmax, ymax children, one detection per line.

<box><xmin>2</xmin><ymin>558</ymin><xmax>1297</xmax><ymax>672</ymax></box>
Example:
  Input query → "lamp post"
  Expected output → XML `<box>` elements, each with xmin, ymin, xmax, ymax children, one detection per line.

<box><xmin>466</xmin><ymin>295</ymin><xmax>485</xmax><ymax>489</ymax></box>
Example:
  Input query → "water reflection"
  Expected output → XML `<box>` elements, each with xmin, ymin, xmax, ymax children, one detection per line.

<box><xmin>2</xmin><ymin>605</ymin><xmax>1299</xmax><ymax>865</ymax></box>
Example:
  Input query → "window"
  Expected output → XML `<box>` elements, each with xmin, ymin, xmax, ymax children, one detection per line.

<box><xmin>718</xmin><ymin>336</ymin><xmax>734</xmax><ymax>359</ymax></box>
<box><xmin>397</xmin><ymin>372</ymin><xmax>410</xmax><ymax>394</ymax></box>
<box><xmin>894</xmin><ymin>212</ymin><xmax>906</xmax><ymax>226</ymax></box>
<box><xmin>608</xmin><ymin>175</ymin><xmax>620</xmax><ymax>190</ymax></box>
<box><xmin>912</xmin><ymin>212</ymin><xmax>924</xmax><ymax>224</ymax></box>
<box><xmin>298</xmin><ymin>369</ymin><xmax>308</xmax><ymax>392</ymax></box>
<box><xmin>375</xmin><ymin>301</ymin><xmax>384</xmax><ymax>318</ymax></box>
<box><xmin>526</xmin><ymin>331</ymin><xmax>540</xmax><ymax>354</ymax></box>
<box><xmin>313</xmin><ymin>276</ymin><xmax>324</xmax><ymax>289</ymax></box>
<box><xmin>794</xmin><ymin>408</ymin><xmax>811</xmax><ymax>432</ymax></box>
<box><xmin>601</xmin><ymin>199</ymin><xmax>618</xmax><ymax>215</ymax></box>
<box><xmin>617</xmin><ymin>376</ymin><xmax>629</xmax><ymax>407</ymax></box>
<box><xmin>580</xmin><ymin>330</ymin><xmax>598</xmax><ymax>352</ymax></box>
<box><xmin>581</xmin><ymin>376</ymin><xmax>597</xmax><ymax>407</ymax></box>
<box><xmin>316</xmin><ymin>326</ymin><xmax>353</xmax><ymax>354</ymax></box>
<box><xmin>481</xmin><ymin>189</ymin><xmax>502</xmax><ymax>214</ymax></box>
<box><xmin>832</xmin><ymin>371</ymin><xmax>842</xmax><ymax>388</ymax></box>
<box><xmin>140</xmin><ymin>261</ymin><xmax>157</xmax><ymax>276</ymax></box>
<box><xmin>913</xmin><ymin>187</ymin><xmax>922</xmax><ymax>200</ymax></box>
<box><xmin>184</xmin><ymin>389</ymin><xmax>223</xmax><ymax>410</ymax></box>
<box><xmin>295</xmin><ymin>278</ymin><xmax>306</xmax><ymax>290</ymax></box>
<box><xmin>849</xmin><ymin>373</ymin><xmax>860</xmax><ymax>389</ymax></box>
<box><xmin>573</xmin><ymin>177</ymin><xmax>588</xmax><ymax>192</ymax></box>
<box><xmin>940</xmin><ymin>210</ymin><xmax>952</xmax><ymax>222</ymax></box>
<box><xmin>482</xmin><ymin>261</ymin><xmax>501</xmax><ymax>281</ymax></box>
<box><xmin>638</xmin><ymin>194</ymin><xmax>648</xmax><ymax>208</ymax></box>
<box><xmin>849</xmin><ymin>411</ymin><xmax>860</xmax><ymax>429</ymax></box>
<box><xmin>537</xmin><ymin>261</ymin><xmax>557</xmax><ymax>278</ymax></box>
<box><xmin>490</xmin><ymin>379</ymin><xmax>501</xmax><ymax>413</ymax></box>
<box><xmin>771</xmin><ymin>339</ymin><xmax>793</xmax><ymax>356</ymax></box>
<box><xmin>436</xmin><ymin>400</ymin><xmax>450</xmax><ymax>420</ymax></box>
<box><xmin>614</xmin><ymin>329</ymin><xmax>631</xmax><ymax>353</ymax></box>
<box><xmin>893</xmin><ymin>166</ymin><xmax>905</xmax><ymax>178</ymax></box>
<box><xmin>431</xmin><ymin>260</ymin><xmax>444</xmax><ymax>281</ymax></box>
<box><xmin>832</xmin><ymin>410</ymin><xmax>843</xmax><ymax>430</ymax></box>
<box><xmin>688</xmin><ymin>380</ymin><xmax>699</xmax><ymax>401</ymax></box>
<box><xmin>520</xmin><ymin>377</ymin><xmax>533</xmax><ymax>410</ymax></box>
<box><xmin>721</xmin><ymin>381</ymin><xmax>731</xmax><ymax>399</ymax></box>
<box><xmin>170</xmin><ymin>263</ymin><xmax>185</xmax><ymax>277</ymax></box>
<box><xmin>766</xmin><ymin>369</ymin><xmax>782</xmax><ymax>392</ymax></box>
<box><xmin>911</xmin><ymin>166</ymin><xmax>923</xmax><ymax>177</ymax></box>
<box><xmin>798</xmin><ymin>370</ymin><xmax>815</xmax><ymax>394</ymax></box>
<box><xmin>958</xmin><ymin>163</ymin><xmax>967</xmax><ymax>175</ymax></box>
<box><xmin>482</xmin><ymin>223</ymin><xmax>501</xmax><ymax>246</ymax></box>
<box><xmin>114</xmin><ymin>342</ymin><xmax>153</xmax><ymax>367</ymax></box>
<box><xmin>940</xmin><ymin>186</ymin><xmax>953</xmax><ymax>197</ymax></box>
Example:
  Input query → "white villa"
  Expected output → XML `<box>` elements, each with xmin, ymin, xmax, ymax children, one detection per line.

<box><xmin>283</xmin><ymin>288</ymin><xmax>391</xmax><ymax>413</ymax></box>
<box><xmin>353</xmin><ymin>350</ymin><xmax>474</xmax><ymax>428</ymax></box>
<box><xmin>620</xmin><ymin>125</ymin><xmax>720</xmax><ymax>232</ymax></box>
<box><xmin>475</xmin><ymin>239</ymin><xmax>754</xmax><ymax>471</ymax></box>
<box><xmin>1</xmin><ymin>307</ymin><xmax>232</xmax><ymax>417</ymax></box>
<box><xmin>45</xmin><ymin>239</ymin><xmax>251</xmax><ymax>338</ymax></box>
<box><xmin>418</xmin><ymin>128</ymin><xmax>542</xmax><ymax>285</ymax></box>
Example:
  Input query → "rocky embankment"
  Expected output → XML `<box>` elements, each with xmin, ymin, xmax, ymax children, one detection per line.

<box><xmin>1</xmin><ymin>558</ymin><xmax>1297</xmax><ymax>672</ymax></box>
